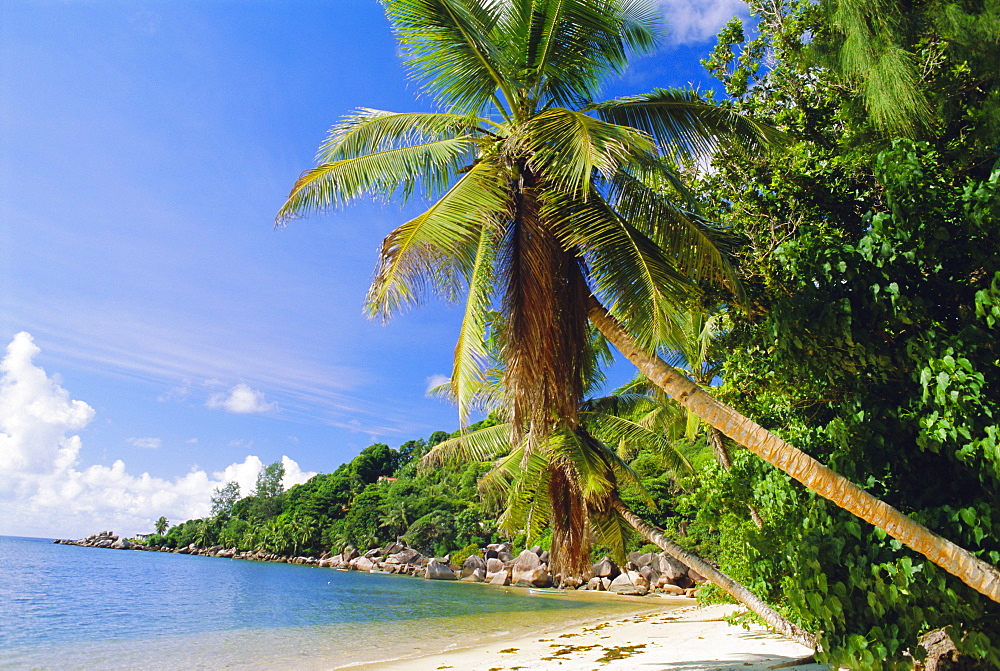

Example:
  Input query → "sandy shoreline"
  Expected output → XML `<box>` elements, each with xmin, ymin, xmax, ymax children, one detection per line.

<box><xmin>346</xmin><ymin>598</ymin><xmax>825</xmax><ymax>671</ymax></box>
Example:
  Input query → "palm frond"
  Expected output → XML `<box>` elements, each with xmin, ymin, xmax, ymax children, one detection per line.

<box><xmin>451</xmin><ymin>226</ymin><xmax>498</xmax><ymax>424</ymax></box>
<box><xmin>589</xmin><ymin>505</ymin><xmax>633</xmax><ymax>562</ymax></box>
<box><xmin>579</xmin><ymin>392</ymin><xmax>658</xmax><ymax>417</ymax></box>
<box><xmin>508</xmin><ymin>0</ymin><xmax>661</xmax><ymax>109</ymax></box>
<box><xmin>385</xmin><ymin>0</ymin><xmax>515</xmax><ymax>116</ymax></box>
<box><xmin>607</xmin><ymin>166</ymin><xmax>745</xmax><ymax>303</ymax></box>
<box><xmin>420</xmin><ymin>422</ymin><xmax>512</xmax><ymax>468</ymax></box>
<box><xmin>276</xmin><ymin>137</ymin><xmax>481</xmax><ymax>224</ymax></box>
<box><xmin>516</xmin><ymin>109</ymin><xmax>654</xmax><ymax>194</ymax></box>
<box><xmin>319</xmin><ymin>109</ymin><xmax>498</xmax><ymax>161</ymax></box>
<box><xmin>543</xmin><ymin>193</ymin><xmax>690</xmax><ymax>349</ymax></box>
<box><xmin>366</xmin><ymin>159</ymin><xmax>509</xmax><ymax>319</ymax></box>
<box><xmin>582</xmin><ymin>411</ymin><xmax>693</xmax><ymax>475</ymax></box>
<box><xmin>589</xmin><ymin>87</ymin><xmax>787</xmax><ymax>162</ymax></box>
<box><xmin>548</xmin><ymin>431</ymin><xmax>613</xmax><ymax>500</ymax></box>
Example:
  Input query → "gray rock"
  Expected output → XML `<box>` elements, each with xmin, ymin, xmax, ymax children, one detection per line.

<box><xmin>497</xmin><ymin>551</ymin><xmax>514</xmax><ymax>562</ymax></box>
<box><xmin>660</xmin><ymin>584</ymin><xmax>685</xmax><ymax>596</ymax></box>
<box><xmin>538</xmin><ymin>550</ymin><xmax>549</xmax><ymax>564</ymax></box>
<box><xmin>381</xmin><ymin>540</ymin><xmax>405</xmax><ymax>555</ymax></box>
<box><xmin>425</xmin><ymin>558</ymin><xmax>458</xmax><ymax>580</ymax></box>
<box><xmin>610</xmin><ymin>573</ymin><xmax>647</xmax><ymax>596</ymax></box>
<box><xmin>633</xmin><ymin>552</ymin><xmax>657</xmax><ymax>570</ymax></box>
<box><xmin>351</xmin><ymin>556</ymin><xmax>375</xmax><ymax>572</ymax></box>
<box><xmin>460</xmin><ymin>567</ymin><xmax>486</xmax><ymax>583</ymax></box>
<box><xmin>387</xmin><ymin>548</ymin><xmax>422</xmax><ymax>565</ymax></box>
<box><xmin>485</xmin><ymin>557</ymin><xmax>504</xmax><ymax>576</ymax></box>
<box><xmin>515</xmin><ymin>566</ymin><xmax>551</xmax><ymax>588</ymax></box>
<box><xmin>687</xmin><ymin>567</ymin><xmax>706</xmax><ymax>584</ymax></box>
<box><xmin>529</xmin><ymin>545</ymin><xmax>543</xmax><ymax>556</ymax></box>
<box><xmin>587</xmin><ymin>577</ymin><xmax>604</xmax><ymax>591</ymax></box>
<box><xmin>461</xmin><ymin>554</ymin><xmax>486</xmax><ymax>578</ymax></box>
<box><xmin>659</xmin><ymin>553</ymin><xmax>689</xmax><ymax>581</ymax></box>
<box><xmin>592</xmin><ymin>557</ymin><xmax>620</xmax><ymax>580</ymax></box>
<box><xmin>489</xmin><ymin>568</ymin><xmax>511</xmax><ymax>586</ymax></box>
<box><xmin>627</xmin><ymin>570</ymin><xmax>649</xmax><ymax>590</ymax></box>
<box><xmin>511</xmin><ymin>550</ymin><xmax>542</xmax><ymax>585</ymax></box>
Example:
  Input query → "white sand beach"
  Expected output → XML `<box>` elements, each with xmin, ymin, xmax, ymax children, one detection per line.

<box><xmin>349</xmin><ymin>599</ymin><xmax>825</xmax><ymax>670</ymax></box>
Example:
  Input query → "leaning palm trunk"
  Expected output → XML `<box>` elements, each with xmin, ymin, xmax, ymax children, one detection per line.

<box><xmin>589</xmin><ymin>296</ymin><xmax>1000</xmax><ymax>604</ymax></box>
<box><xmin>612</xmin><ymin>499</ymin><xmax>817</xmax><ymax>650</ymax></box>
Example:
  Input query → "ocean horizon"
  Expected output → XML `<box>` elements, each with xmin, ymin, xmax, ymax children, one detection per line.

<box><xmin>1</xmin><ymin>535</ymin><xmax>658</xmax><ymax>669</ymax></box>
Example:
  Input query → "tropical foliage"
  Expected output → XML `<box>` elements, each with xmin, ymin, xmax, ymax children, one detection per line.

<box><xmin>151</xmin><ymin>427</ymin><xmax>503</xmax><ymax>558</ymax></box>
<box><xmin>672</xmin><ymin>0</ymin><xmax>1000</xmax><ymax>666</ymax></box>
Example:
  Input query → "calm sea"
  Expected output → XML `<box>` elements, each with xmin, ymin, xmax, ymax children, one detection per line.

<box><xmin>0</xmin><ymin>536</ymin><xmax>660</xmax><ymax>669</ymax></box>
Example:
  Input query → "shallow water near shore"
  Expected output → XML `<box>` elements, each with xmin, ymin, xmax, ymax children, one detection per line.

<box><xmin>0</xmin><ymin>536</ymin><xmax>662</xmax><ymax>669</ymax></box>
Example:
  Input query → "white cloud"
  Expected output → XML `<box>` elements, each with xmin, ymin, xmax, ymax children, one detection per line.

<box><xmin>0</xmin><ymin>332</ymin><xmax>94</xmax><ymax>480</ymax></box>
<box><xmin>0</xmin><ymin>332</ymin><xmax>315</xmax><ymax>539</ymax></box>
<box><xmin>425</xmin><ymin>374</ymin><xmax>450</xmax><ymax>395</ymax></box>
<box><xmin>127</xmin><ymin>437</ymin><xmax>161</xmax><ymax>450</ymax></box>
<box><xmin>281</xmin><ymin>455</ymin><xmax>314</xmax><ymax>489</ymax></box>
<box><xmin>206</xmin><ymin>383</ymin><xmax>277</xmax><ymax>414</ymax></box>
<box><xmin>157</xmin><ymin>380</ymin><xmax>191</xmax><ymax>402</ymax></box>
<box><xmin>656</xmin><ymin>0</ymin><xmax>748</xmax><ymax>45</ymax></box>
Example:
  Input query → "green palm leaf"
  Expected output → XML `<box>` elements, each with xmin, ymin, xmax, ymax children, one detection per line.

<box><xmin>421</xmin><ymin>422</ymin><xmax>511</xmax><ymax>468</ymax></box>
<box><xmin>319</xmin><ymin>109</ymin><xmax>499</xmax><ymax>161</ymax></box>
<box><xmin>366</xmin><ymin>158</ymin><xmax>509</xmax><ymax>318</ymax></box>
<box><xmin>589</xmin><ymin>87</ymin><xmax>787</xmax><ymax>161</ymax></box>
<box><xmin>504</xmin><ymin>0</ymin><xmax>660</xmax><ymax>109</ymax></box>
<box><xmin>451</xmin><ymin>225</ymin><xmax>499</xmax><ymax>424</ymax></box>
<box><xmin>276</xmin><ymin>137</ymin><xmax>481</xmax><ymax>224</ymax></box>
<box><xmin>543</xmin><ymin>193</ymin><xmax>689</xmax><ymax>348</ymax></box>
<box><xmin>386</xmin><ymin>0</ymin><xmax>515</xmax><ymax>116</ymax></box>
<box><xmin>582</xmin><ymin>411</ymin><xmax>693</xmax><ymax>475</ymax></box>
<box><xmin>516</xmin><ymin>108</ymin><xmax>654</xmax><ymax>193</ymax></box>
<box><xmin>607</xmin><ymin>167</ymin><xmax>744</xmax><ymax>301</ymax></box>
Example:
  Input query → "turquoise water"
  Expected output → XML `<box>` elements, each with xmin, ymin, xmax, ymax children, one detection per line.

<box><xmin>0</xmin><ymin>536</ymin><xmax>659</xmax><ymax>669</ymax></box>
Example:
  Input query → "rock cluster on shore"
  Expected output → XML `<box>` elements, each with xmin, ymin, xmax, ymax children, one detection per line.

<box><xmin>55</xmin><ymin>533</ymin><xmax>703</xmax><ymax>597</ymax></box>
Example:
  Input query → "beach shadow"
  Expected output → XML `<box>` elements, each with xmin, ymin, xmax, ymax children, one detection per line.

<box><xmin>630</xmin><ymin>653</ymin><xmax>828</xmax><ymax>671</ymax></box>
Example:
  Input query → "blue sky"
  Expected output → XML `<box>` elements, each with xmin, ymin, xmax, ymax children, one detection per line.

<box><xmin>0</xmin><ymin>0</ymin><xmax>746</xmax><ymax>538</ymax></box>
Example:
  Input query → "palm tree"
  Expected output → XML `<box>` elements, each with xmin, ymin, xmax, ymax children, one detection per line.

<box><xmin>277</xmin><ymin>0</ymin><xmax>774</xmax><ymax>578</ymax></box>
<box><xmin>422</xmin><ymin>396</ymin><xmax>817</xmax><ymax>649</ymax></box>
<box><xmin>154</xmin><ymin>516</ymin><xmax>169</xmax><ymax>535</ymax></box>
<box><xmin>277</xmin><ymin>0</ymin><xmax>1000</xmax><ymax>605</ymax></box>
<box><xmin>379</xmin><ymin>502</ymin><xmax>411</xmax><ymax>538</ymax></box>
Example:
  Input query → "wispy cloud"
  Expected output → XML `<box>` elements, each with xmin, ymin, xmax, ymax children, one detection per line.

<box><xmin>207</xmin><ymin>383</ymin><xmax>276</xmax><ymax>414</ymax></box>
<box><xmin>127</xmin><ymin>437</ymin><xmax>161</xmax><ymax>450</ymax></box>
<box><xmin>656</xmin><ymin>0</ymin><xmax>748</xmax><ymax>45</ymax></box>
<box><xmin>2</xmin><ymin>298</ymin><xmax>434</xmax><ymax>437</ymax></box>
<box><xmin>0</xmin><ymin>333</ymin><xmax>315</xmax><ymax>538</ymax></box>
